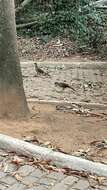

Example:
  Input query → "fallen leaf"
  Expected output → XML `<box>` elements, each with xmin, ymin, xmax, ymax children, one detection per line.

<box><xmin>102</xmin><ymin>139</ymin><xmax>107</xmax><ymax>145</ymax></box>
<box><xmin>45</xmin><ymin>165</ymin><xmax>66</xmax><ymax>173</ymax></box>
<box><xmin>4</xmin><ymin>164</ymin><xmax>9</xmax><ymax>173</ymax></box>
<box><xmin>90</xmin><ymin>140</ymin><xmax>101</xmax><ymax>146</ymax></box>
<box><xmin>44</xmin><ymin>141</ymin><xmax>51</xmax><ymax>146</ymax></box>
<box><xmin>0</xmin><ymin>152</ymin><xmax>8</xmax><ymax>157</ymax></box>
<box><xmin>14</xmin><ymin>173</ymin><xmax>22</xmax><ymax>181</ymax></box>
<box><xmin>23</xmin><ymin>136</ymin><xmax>40</xmax><ymax>144</ymax></box>
<box><xmin>62</xmin><ymin>167</ymin><xmax>89</xmax><ymax>178</ymax></box>
<box><xmin>11</xmin><ymin>156</ymin><xmax>23</xmax><ymax>165</ymax></box>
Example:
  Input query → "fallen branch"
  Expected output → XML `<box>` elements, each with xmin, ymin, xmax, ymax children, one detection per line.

<box><xmin>90</xmin><ymin>0</ymin><xmax>107</xmax><ymax>8</ymax></box>
<box><xmin>0</xmin><ymin>134</ymin><xmax>107</xmax><ymax>177</ymax></box>
<box><xmin>16</xmin><ymin>0</ymin><xmax>32</xmax><ymax>13</ymax></box>
<box><xmin>16</xmin><ymin>20</ymin><xmax>37</xmax><ymax>29</ymax></box>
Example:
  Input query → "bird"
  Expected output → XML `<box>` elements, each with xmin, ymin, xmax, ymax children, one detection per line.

<box><xmin>34</xmin><ymin>62</ymin><xmax>50</xmax><ymax>77</ymax></box>
<box><xmin>55</xmin><ymin>81</ymin><xmax>76</xmax><ymax>92</ymax></box>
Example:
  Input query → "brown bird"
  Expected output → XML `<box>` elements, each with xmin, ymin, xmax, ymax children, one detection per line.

<box><xmin>34</xmin><ymin>62</ymin><xmax>50</xmax><ymax>77</ymax></box>
<box><xmin>55</xmin><ymin>81</ymin><xmax>76</xmax><ymax>91</ymax></box>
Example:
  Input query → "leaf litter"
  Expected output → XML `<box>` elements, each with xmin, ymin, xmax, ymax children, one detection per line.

<box><xmin>56</xmin><ymin>104</ymin><xmax>105</xmax><ymax>118</ymax></box>
<box><xmin>0</xmin><ymin>148</ymin><xmax>106</xmax><ymax>188</ymax></box>
<box><xmin>23</xmin><ymin>133</ymin><xmax>107</xmax><ymax>164</ymax></box>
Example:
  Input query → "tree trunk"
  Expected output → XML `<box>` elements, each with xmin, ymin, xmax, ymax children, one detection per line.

<box><xmin>0</xmin><ymin>0</ymin><xmax>29</xmax><ymax>119</ymax></box>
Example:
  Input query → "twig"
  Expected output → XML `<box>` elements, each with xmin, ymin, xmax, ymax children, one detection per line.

<box><xmin>16</xmin><ymin>20</ymin><xmax>37</xmax><ymax>29</ymax></box>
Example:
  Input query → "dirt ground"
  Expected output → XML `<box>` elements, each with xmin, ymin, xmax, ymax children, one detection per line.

<box><xmin>0</xmin><ymin>37</ymin><xmax>106</xmax><ymax>163</ymax></box>
<box><xmin>22</xmin><ymin>61</ymin><xmax>107</xmax><ymax>104</ymax></box>
<box><xmin>0</xmin><ymin>102</ymin><xmax>107</xmax><ymax>163</ymax></box>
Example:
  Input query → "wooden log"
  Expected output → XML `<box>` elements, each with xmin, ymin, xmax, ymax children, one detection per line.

<box><xmin>0</xmin><ymin>134</ymin><xmax>107</xmax><ymax>177</ymax></box>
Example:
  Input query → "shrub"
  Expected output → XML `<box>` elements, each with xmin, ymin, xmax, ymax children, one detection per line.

<box><xmin>17</xmin><ymin>0</ymin><xmax>104</xmax><ymax>51</ymax></box>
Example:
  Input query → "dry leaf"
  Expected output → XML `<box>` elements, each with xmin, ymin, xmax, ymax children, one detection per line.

<box><xmin>45</xmin><ymin>165</ymin><xmax>66</xmax><ymax>173</ymax></box>
<box><xmin>4</xmin><ymin>164</ymin><xmax>9</xmax><ymax>173</ymax></box>
<box><xmin>62</xmin><ymin>167</ymin><xmax>89</xmax><ymax>178</ymax></box>
<box><xmin>23</xmin><ymin>136</ymin><xmax>40</xmax><ymax>144</ymax></box>
<box><xmin>44</xmin><ymin>141</ymin><xmax>51</xmax><ymax>146</ymax></box>
<box><xmin>0</xmin><ymin>152</ymin><xmax>8</xmax><ymax>157</ymax></box>
<box><xmin>14</xmin><ymin>173</ymin><xmax>22</xmax><ymax>181</ymax></box>
<box><xmin>33</xmin><ymin>159</ymin><xmax>52</xmax><ymax>166</ymax></box>
<box><xmin>12</xmin><ymin>156</ymin><xmax>23</xmax><ymax>165</ymax></box>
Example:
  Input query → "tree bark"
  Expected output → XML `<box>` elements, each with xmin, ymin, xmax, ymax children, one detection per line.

<box><xmin>0</xmin><ymin>0</ymin><xmax>29</xmax><ymax>119</ymax></box>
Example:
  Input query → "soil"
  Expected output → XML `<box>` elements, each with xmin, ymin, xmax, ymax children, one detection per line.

<box><xmin>22</xmin><ymin>61</ymin><xmax>107</xmax><ymax>105</ymax></box>
<box><xmin>1</xmin><ymin>36</ymin><xmax>106</xmax><ymax>163</ymax></box>
<box><xmin>0</xmin><ymin>102</ymin><xmax>107</xmax><ymax>163</ymax></box>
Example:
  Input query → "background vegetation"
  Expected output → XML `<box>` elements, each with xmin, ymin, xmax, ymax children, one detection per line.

<box><xmin>16</xmin><ymin>0</ymin><xmax>107</xmax><ymax>54</ymax></box>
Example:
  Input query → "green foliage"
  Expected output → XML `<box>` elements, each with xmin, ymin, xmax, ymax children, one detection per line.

<box><xmin>17</xmin><ymin>0</ymin><xmax>104</xmax><ymax>51</ymax></box>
